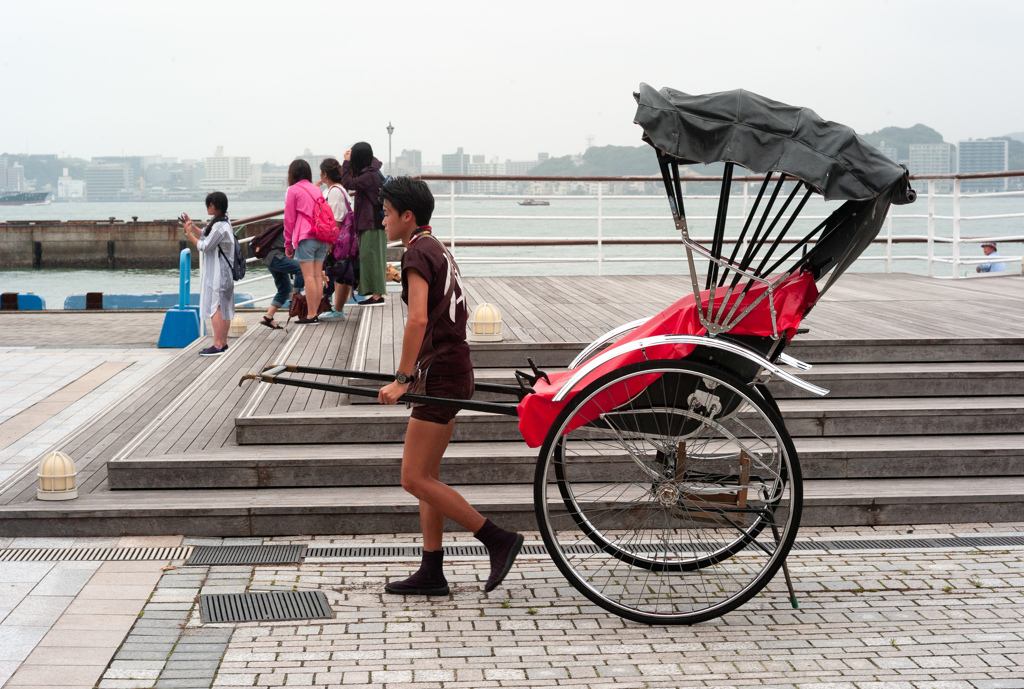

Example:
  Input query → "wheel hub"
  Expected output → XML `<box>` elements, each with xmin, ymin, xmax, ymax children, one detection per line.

<box><xmin>654</xmin><ymin>481</ymin><xmax>681</xmax><ymax>506</ymax></box>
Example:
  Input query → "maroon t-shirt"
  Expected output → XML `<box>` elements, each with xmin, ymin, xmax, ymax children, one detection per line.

<box><xmin>401</xmin><ymin>230</ymin><xmax>472</xmax><ymax>376</ymax></box>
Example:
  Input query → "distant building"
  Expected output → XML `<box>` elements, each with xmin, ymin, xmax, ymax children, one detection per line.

<box><xmin>394</xmin><ymin>149</ymin><xmax>422</xmax><ymax>175</ymax></box>
<box><xmin>257</xmin><ymin>163</ymin><xmax>288</xmax><ymax>189</ymax></box>
<box><xmin>0</xmin><ymin>157</ymin><xmax>27</xmax><ymax>192</ymax></box>
<box><xmin>909</xmin><ymin>143</ymin><xmax>956</xmax><ymax>193</ymax></box>
<box><xmin>958</xmin><ymin>140</ymin><xmax>1008</xmax><ymax>193</ymax></box>
<box><xmin>57</xmin><ymin>168</ymin><xmax>85</xmax><ymax>199</ymax></box>
<box><xmin>85</xmin><ymin>164</ymin><xmax>131</xmax><ymax>201</ymax></box>
<box><xmin>878</xmin><ymin>141</ymin><xmax>898</xmax><ymax>163</ymax></box>
<box><xmin>505</xmin><ymin>158</ymin><xmax>540</xmax><ymax>176</ymax></box>
<box><xmin>467</xmin><ymin>159</ymin><xmax>507</xmax><ymax>194</ymax></box>
<box><xmin>93</xmin><ymin>156</ymin><xmax>143</xmax><ymax>187</ymax></box>
<box><xmin>202</xmin><ymin>146</ymin><xmax>251</xmax><ymax>193</ymax></box>
<box><xmin>298</xmin><ymin>149</ymin><xmax>336</xmax><ymax>180</ymax></box>
<box><xmin>442</xmin><ymin>147</ymin><xmax>470</xmax><ymax>193</ymax></box>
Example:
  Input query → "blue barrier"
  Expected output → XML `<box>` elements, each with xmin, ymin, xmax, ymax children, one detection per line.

<box><xmin>64</xmin><ymin>292</ymin><xmax>253</xmax><ymax>310</ymax></box>
<box><xmin>158</xmin><ymin>249</ymin><xmax>201</xmax><ymax>348</ymax></box>
<box><xmin>17</xmin><ymin>294</ymin><xmax>46</xmax><ymax>310</ymax></box>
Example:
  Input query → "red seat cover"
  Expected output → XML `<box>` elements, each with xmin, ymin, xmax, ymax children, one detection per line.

<box><xmin>516</xmin><ymin>271</ymin><xmax>818</xmax><ymax>448</ymax></box>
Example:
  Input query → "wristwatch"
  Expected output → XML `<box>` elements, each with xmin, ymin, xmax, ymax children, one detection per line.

<box><xmin>395</xmin><ymin>371</ymin><xmax>414</xmax><ymax>384</ymax></box>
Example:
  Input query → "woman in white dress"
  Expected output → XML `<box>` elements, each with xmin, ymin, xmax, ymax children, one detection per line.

<box><xmin>182</xmin><ymin>191</ymin><xmax>235</xmax><ymax>356</ymax></box>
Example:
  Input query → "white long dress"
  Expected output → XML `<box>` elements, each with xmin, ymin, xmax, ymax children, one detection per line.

<box><xmin>196</xmin><ymin>220</ymin><xmax>236</xmax><ymax>320</ymax></box>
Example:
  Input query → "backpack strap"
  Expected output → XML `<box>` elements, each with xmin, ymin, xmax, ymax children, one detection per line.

<box><xmin>411</xmin><ymin>234</ymin><xmax>461</xmax><ymax>379</ymax></box>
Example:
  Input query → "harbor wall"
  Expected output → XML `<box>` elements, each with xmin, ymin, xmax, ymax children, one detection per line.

<box><xmin>0</xmin><ymin>219</ymin><xmax>278</xmax><ymax>269</ymax></box>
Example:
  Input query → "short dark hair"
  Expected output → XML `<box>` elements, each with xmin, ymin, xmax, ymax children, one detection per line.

<box><xmin>288</xmin><ymin>159</ymin><xmax>312</xmax><ymax>186</ymax></box>
<box><xmin>320</xmin><ymin>157</ymin><xmax>343</xmax><ymax>184</ymax></box>
<box><xmin>205</xmin><ymin>191</ymin><xmax>228</xmax><ymax>214</ymax></box>
<box><xmin>379</xmin><ymin>176</ymin><xmax>434</xmax><ymax>227</ymax></box>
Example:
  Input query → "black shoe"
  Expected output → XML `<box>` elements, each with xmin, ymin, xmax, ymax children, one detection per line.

<box><xmin>384</xmin><ymin>579</ymin><xmax>450</xmax><ymax>596</ymax></box>
<box><xmin>296</xmin><ymin>316</ymin><xmax>320</xmax><ymax>325</ymax></box>
<box><xmin>484</xmin><ymin>532</ymin><xmax>524</xmax><ymax>592</ymax></box>
<box><xmin>355</xmin><ymin>296</ymin><xmax>385</xmax><ymax>306</ymax></box>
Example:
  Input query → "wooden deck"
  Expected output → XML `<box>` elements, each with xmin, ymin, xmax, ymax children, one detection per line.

<box><xmin>0</xmin><ymin>272</ymin><xmax>1022</xmax><ymax>535</ymax></box>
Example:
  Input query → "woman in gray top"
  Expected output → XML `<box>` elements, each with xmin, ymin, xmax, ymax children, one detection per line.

<box><xmin>183</xmin><ymin>191</ymin><xmax>235</xmax><ymax>356</ymax></box>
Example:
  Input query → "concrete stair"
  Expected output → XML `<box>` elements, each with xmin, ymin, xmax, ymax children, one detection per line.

<box><xmin>101</xmin><ymin>333</ymin><xmax>1024</xmax><ymax>529</ymax></box>
<box><xmin>9</xmin><ymin>477</ymin><xmax>1024</xmax><ymax>537</ymax></box>
<box><xmin>108</xmin><ymin>434</ymin><xmax>1024</xmax><ymax>491</ymax></box>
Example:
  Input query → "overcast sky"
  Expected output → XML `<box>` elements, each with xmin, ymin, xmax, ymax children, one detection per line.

<box><xmin>2</xmin><ymin>0</ymin><xmax>1022</xmax><ymax>165</ymax></box>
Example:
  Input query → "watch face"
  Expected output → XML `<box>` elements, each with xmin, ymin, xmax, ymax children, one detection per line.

<box><xmin>396</xmin><ymin>372</ymin><xmax>409</xmax><ymax>384</ymax></box>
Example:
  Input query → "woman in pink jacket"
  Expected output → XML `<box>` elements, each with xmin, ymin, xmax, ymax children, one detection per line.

<box><xmin>284</xmin><ymin>159</ymin><xmax>329</xmax><ymax>324</ymax></box>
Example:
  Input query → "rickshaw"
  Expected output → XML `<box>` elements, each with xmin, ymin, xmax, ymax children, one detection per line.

<box><xmin>240</xmin><ymin>84</ymin><xmax>916</xmax><ymax>625</ymax></box>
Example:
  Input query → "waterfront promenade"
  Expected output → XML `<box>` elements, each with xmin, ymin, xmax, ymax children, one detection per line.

<box><xmin>0</xmin><ymin>272</ymin><xmax>1022</xmax><ymax>688</ymax></box>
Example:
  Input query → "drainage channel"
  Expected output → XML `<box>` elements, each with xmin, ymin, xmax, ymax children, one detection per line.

<box><xmin>1</xmin><ymin>535</ymin><xmax>1021</xmax><ymax>564</ymax></box>
<box><xmin>0</xmin><ymin>546</ymin><xmax>192</xmax><ymax>562</ymax></box>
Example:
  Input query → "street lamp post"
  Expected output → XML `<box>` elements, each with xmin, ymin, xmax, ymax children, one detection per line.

<box><xmin>386</xmin><ymin>122</ymin><xmax>394</xmax><ymax>177</ymax></box>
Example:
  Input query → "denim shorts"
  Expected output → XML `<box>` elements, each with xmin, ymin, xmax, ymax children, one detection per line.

<box><xmin>295</xmin><ymin>238</ymin><xmax>329</xmax><ymax>262</ymax></box>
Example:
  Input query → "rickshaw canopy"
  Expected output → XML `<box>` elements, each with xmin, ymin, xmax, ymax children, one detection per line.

<box><xmin>633</xmin><ymin>83</ymin><xmax>914</xmax><ymax>204</ymax></box>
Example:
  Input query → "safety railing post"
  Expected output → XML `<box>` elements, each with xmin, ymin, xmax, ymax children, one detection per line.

<box><xmin>450</xmin><ymin>180</ymin><xmax>456</xmax><ymax>253</ymax></box>
<box><xmin>885</xmin><ymin>214</ymin><xmax>892</xmax><ymax>273</ymax></box>
<box><xmin>952</xmin><ymin>178</ymin><xmax>961</xmax><ymax>277</ymax></box>
<box><xmin>926</xmin><ymin>180</ymin><xmax>935</xmax><ymax>278</ymax></box>
<box><xmin>597</xmin><ymin>182</ymin><xmax>603</xmax><ymax>276</ymax></box>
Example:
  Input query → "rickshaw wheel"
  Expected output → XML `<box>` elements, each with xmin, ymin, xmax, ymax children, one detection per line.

<box><xmin>534</xmin><ymin>359</ymin><xmax>802</xmax><ymax>625</ymax></box>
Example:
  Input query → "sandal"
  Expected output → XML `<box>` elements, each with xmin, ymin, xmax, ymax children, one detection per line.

<box><xmin>261</xmin><ymin>316</ymin><xmax>282</xmax><ymax>330</ymax></box>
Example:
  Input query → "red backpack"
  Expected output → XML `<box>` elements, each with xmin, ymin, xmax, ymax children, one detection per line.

<box><xmin>301</xmin><ymin>185</ymin><xmax>340</xmax><ymax>244</ymax></box>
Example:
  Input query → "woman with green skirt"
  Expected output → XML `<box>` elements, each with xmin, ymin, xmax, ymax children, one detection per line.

<box><xmin>342</xmin><ymin>142</ymin><xmax>387</xmax><ymax>306</ymax></box>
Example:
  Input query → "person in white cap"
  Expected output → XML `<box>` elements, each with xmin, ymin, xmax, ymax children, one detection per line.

<box><xmin>976</xmin><ymin>242</ymin><xmax>1006</xmax><ymax>273</ymax></box>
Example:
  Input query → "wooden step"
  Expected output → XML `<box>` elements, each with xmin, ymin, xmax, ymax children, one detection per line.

<box><xmin>108</xmin><ymin>435</ymin><xmax>1024</xmax><ymax>491</ymax></box>
<box><xmin>236</xmin><ymin>395</ymin><xmax>1024</xmax><ymax>445</ymax></box>
<box><xmin>5</xmin><ymin>477</ymin><xmax>1024</xmax><ymax>537</ymax></box>
<box><xmin>354</xmin><ymin>362</ymin><xmax>1024</xmax><ymax>402</ymax></box>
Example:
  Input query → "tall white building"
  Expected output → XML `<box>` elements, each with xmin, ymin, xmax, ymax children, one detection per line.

<box><xmin>467</xmin><ymin>159</ymin><xmax>507</xmax><ymax>194</ymax></box>
<box><xmin>84</xmin><ymin>164</ymin><xmax>131</xmax><ymax>201</ymax></box>
<box><xmin>202</xmin><ymin>146</ymin><xmax>251</xmax><ymax>193</ymax></box>
<box><xmin>958</xmin><ymin>140</ymin><xmax>1008</xmax><ymax>193</ymax></box>
<box><xmin>909</xmin><ymin>143</ymin><xmax>956</xmax><ymax>193</ymax></box>
<box><xmin>0</xmin><ymin>157</ymin><xmax>26</xmax><ymax>192</ymax></box>
<box><xmin>57</xmin><ymin>168</ymin><xmax>85</xmax><ymax>199</ymax></box>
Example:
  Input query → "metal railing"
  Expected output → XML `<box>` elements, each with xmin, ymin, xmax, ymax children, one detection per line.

<box><xmin>415</xmin><ymin>171</ymin><xmax>1024</xmax><ymax>278</ymax></box>
<box><xmin>196</xmin><ymin>171</ymin><xmax>1024</xmax><ymax>304</ymax></box>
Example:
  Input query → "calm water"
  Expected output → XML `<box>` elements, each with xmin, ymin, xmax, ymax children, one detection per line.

<box><xmin>2</xmin><ymin>194</ymin><xmax>1021</xmax><ymax>308</ymax></box>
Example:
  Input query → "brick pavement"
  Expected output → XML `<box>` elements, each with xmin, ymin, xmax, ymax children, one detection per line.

<box><xmin>82</xmin><ymin>526</ymin><xmax>1024</xmax><ymax>689</ymax></box>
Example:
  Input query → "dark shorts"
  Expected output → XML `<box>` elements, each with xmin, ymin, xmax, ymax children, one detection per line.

<box><xmin>410</xmin><ymin>368</ymin><xmax>475</xmax><ymax>425</ymax></box>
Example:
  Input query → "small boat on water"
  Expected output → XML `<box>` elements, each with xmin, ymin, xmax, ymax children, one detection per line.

<box><xmin>0</xmin><ymin>191</ymin><xmax>49</xmax><ymax>206</ymax></box>
<box><xmin>518</xmin><ymin>198</ymin><xmax>550</xmax><ymax>206</ymax></box>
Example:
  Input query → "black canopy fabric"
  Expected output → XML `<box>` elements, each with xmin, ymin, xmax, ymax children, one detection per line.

<box><xmin>634</xmin><ymin>83</ymin><xmax>913</xmax><ymax>204</ymax></box>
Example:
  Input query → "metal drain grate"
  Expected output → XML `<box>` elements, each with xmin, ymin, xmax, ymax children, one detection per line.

<box><xmin>307</xmin><ymin>534</ymin><xmax>1024</xmax><ymax>560</ymax></box>
<box><xmin>0</xmin><ymin>547</ymin><xmax>192</xmax><ymax>562</ymax></box>
<box><xmin>200</xmin><ymin>591</ymin><xmax>333</xmax><ymax>623</ymax></box>
<box><xmin>186</xmin><ymin>545</ymin><xmax>306</xmax><ymax>566</ymax></box>
<box><xmin>792</xmin><ymin>535</ymin><xmax>1024</xmax><ymax>551</ymax></box>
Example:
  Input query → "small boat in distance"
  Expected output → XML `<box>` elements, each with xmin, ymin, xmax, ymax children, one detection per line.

<box><xmin>0</xmin><ymin>191</ymin><xmax>49</xmax><ymax>206</ymax></box>
<box><xmin>518</xmin><ymin>198</ymin><xmax>550</xmax><ymax>206</ymax></box>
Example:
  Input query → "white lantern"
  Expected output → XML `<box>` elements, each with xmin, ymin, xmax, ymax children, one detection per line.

<box><xmin>228</xmin><ymin>315</ymin><xmax>247</xmax><ymax>337</ymax></box>
<box><xmin>467</xmin><ymin>302</ymin><xmax>503</xmax><ymax>342</ymax></box>
<box><xmin>37</xmin><ymin>451</ymin><xmax>78</xmax><ymax>501</ymax></box>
